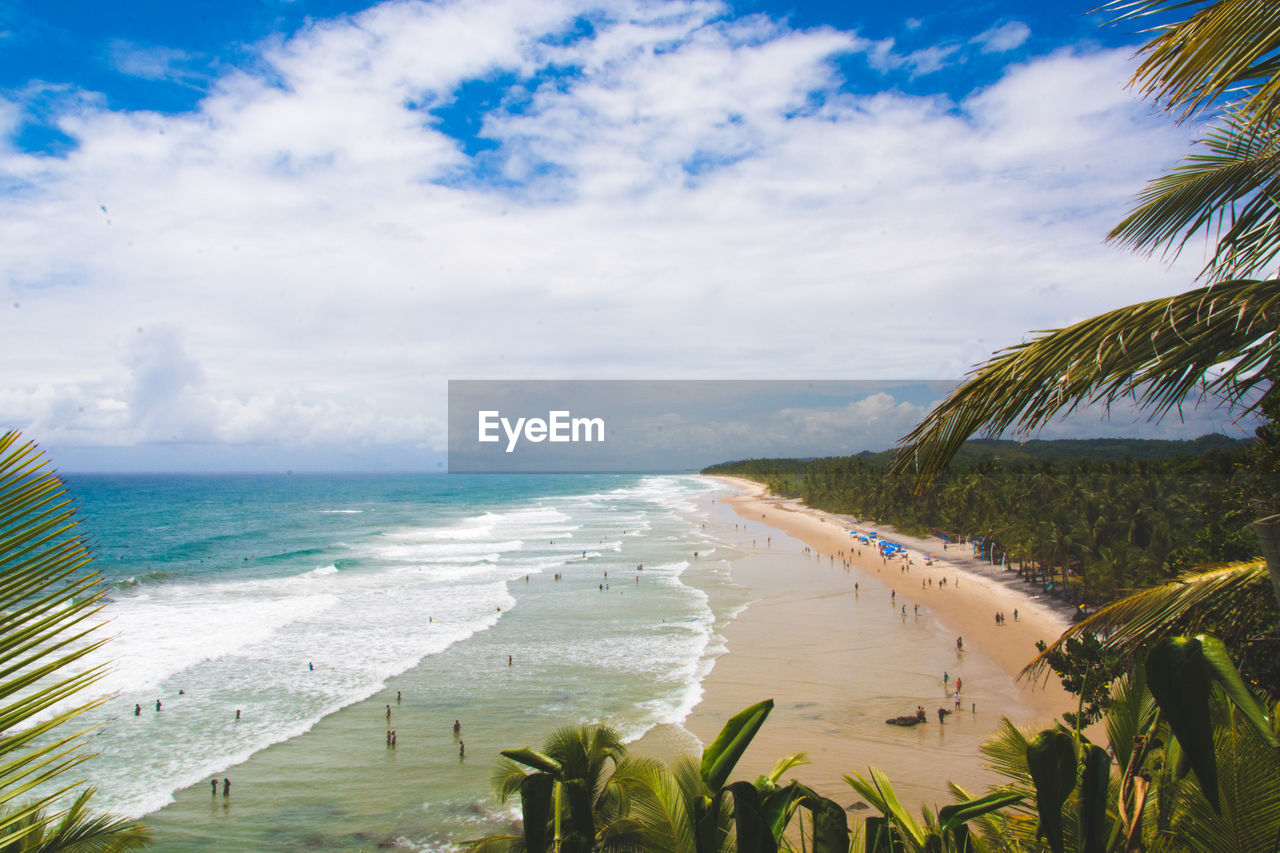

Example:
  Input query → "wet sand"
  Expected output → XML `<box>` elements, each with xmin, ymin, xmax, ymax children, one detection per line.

<box><xmin>677</xmin><ymin>476</ymin><xmax>1074</xmax><ymax>811</ymax></box>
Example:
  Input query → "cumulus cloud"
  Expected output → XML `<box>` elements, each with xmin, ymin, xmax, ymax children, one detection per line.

<box><xmin>0</xmin><ymin>0</ymin><xmax>1209</xmax><ymax>465</ymax></box>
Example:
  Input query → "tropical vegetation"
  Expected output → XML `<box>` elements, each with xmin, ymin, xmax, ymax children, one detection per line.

<box><xmin>704</xmin><ymin>440</ymin><xmax>1263</xmax><ymax>605</ymax></box>
<box><xmin>469</xmin><ymin>629</ymin><xmax>1278</xmax><ymax>852</ymax></box>
<box><xmin>466</xmin><ymin>700</ymin><xmax>854</xmax><ymax>853</ymax></box>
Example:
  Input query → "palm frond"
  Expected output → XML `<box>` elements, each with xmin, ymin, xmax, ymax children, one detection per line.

<box><xmin>761</xmin><ymin>752</ymin><xmax>810</xmax><ymax>785</ymax></box>
<box><xmin>459</xmin><ymin>835</ymin><xmax>526</xmax><ymax>853</ymax></box>
<box><xmin>0</xmin><ymin>433</ymin><xmax>113</xmax><ymax>848</ymax></box>
<box><xmin>7</xmin><ymin>787</ymin><xmax>152</xmax><ymax>853</ymax></box>
<box><xmin>976</xmin><ymin>719</ymin><xmax>1039</xmax><ymax>797</ymax></box>
<box><xmin>1170</xmin><ymin>703</ymin><xmax>1280</xmax><ymax>851</ymax></box>
<box><xmin>1101</xmin><ymin>0</ymin><xmax>1280</xmax><ymax>124</ymax></box>
<box><xmin>491</xmin><ymin>758</ymin><xmax>532</xmax><ymax>803</ymax></box>
<box><xmin>1108</xmin><ymin>112</ymin><xmax>1280</xmax><ymax>281</ymax></box>
<box><xmin>843</xmin><ymin>767</ymin><xmax>926</xmax><ymax>847</ymax></box>
<box><xmin>1022</xmin><ymin>561</ymin><xmax>1276</xmax><ymax>681</ymax></box>
<box><xmin>890</xmin><ymin>279</ymin><xmax>1280</xmax><ymax>484</ymax></box>
<box><xmin>609</xmin><ymin>757</ymin><xmax>696</xmax><ymax>853</ymax></box>
<box><xmin>1103</xmin><ymin>670</ymin><xmax>1159</xmax><ymax>772</ymax></box>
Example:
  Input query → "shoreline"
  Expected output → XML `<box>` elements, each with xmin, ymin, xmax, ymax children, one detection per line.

<box><xmin>678</xmin><ymin>475</ymin><xmax>1075</xmax><ymax>809</ymax></box>
<box><xmin>711</xmin><ymin>476</ymin><xmax>1078</xmax><ymax>686</ymax></box>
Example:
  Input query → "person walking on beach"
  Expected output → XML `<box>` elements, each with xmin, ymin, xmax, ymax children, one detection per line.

<box><xmin>134</xmin><ymin>704</ymin><xmax>141</xmax><ymax>716</ymax></box>
<box><xmin>211</xmin><ymin>779</ymin><xmax>217</xmax><ymax>795</ymax></box>
<box><xmin>956</xmin><ymin>636</ymin><xmax>964</xmax><ymax>651</ymax></box>
<box><xmin>956</xmin><ymin>677</ymin><xmax>963</xmax><ymax>693</ymax></box>
<box><xmin>459</xmin><ymin>740</ymin><xmax>465</xmax><ymax>759</ymax></box>
<box><xmin>155</xmin><ymin>700</ymin><xmax>162</xmax><ymax>712</ymax></box>
<box><xmin>943</xmin><ymin>671</ymin><xmax>949</xmax><ymax>686</ymax></box>
<box><xmin>385</xmin><ymin>704</ymin><xmax>391</xmax><ymax>724</ymax></box>
<box><xmin>1013</xmin><ymin>608</ymin><xmax>1018</xmax><ymax>621</ymax></box>
<box><xmin>222</xmin><ymin>778</ymin><xmax>230</xmax><ymax>797</ymax></box>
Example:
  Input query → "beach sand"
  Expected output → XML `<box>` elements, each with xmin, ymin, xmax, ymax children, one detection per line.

<box><xmin>675</xmin><ymin>476</ymin><xmax>1076</xmax><ymax>811</ymax></box>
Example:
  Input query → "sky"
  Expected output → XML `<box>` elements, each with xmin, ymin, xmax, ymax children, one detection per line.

<box><xmin>0</xmin><ymin>0</ymin><xmax>1247</xmax><ymax>471</ymax></box>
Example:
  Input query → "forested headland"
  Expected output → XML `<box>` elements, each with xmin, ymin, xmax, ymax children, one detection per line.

<box><xmin>703</xmin><ymin>435</ymin><xmax>1275</xmax><ymax>606</ymax></box>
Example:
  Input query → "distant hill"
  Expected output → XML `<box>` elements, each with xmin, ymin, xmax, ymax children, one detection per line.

<box><xmin>702</xmin><ymin>434</ymin><xmax>1249</xmax><ymax>473</ymax></box>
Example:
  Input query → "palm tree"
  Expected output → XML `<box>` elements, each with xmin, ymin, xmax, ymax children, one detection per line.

<box><xmin>0</xmin><ymin>432</ymin><xmax>150</xmax><ymax>850</ymax></box>
<box><xmin>1105</xmin><ymin>0</ymin><xmax>1280</xmax><ymax>284</ymax></box>
<box><xmin>891</xmin><ymin>0</ymin><xmax>1280</xmax><ymax>614</ymax></box>
<box><xmin>469</xmin><ymin>701</ymin><xmax>851</xmax><ymax>853</ymax></box>
<box><xmin>964</xmin><ymin>645</ymin><xmax>1280</xmax><ymax>853</ymax></box>
<box><xmin>470</xmin><ymin>722</ymin><xmax>636</xmax><ymax>853</ymax></box>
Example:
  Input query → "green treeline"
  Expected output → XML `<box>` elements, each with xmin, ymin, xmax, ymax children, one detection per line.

<box><xmin>703</xmin><ymin>436</ymin><xmax>1269</xmax><ymax>605</ymax></box>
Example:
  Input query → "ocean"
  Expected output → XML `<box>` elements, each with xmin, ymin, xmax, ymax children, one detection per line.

<box><xmin>58</xmin><ymin>473</ymin><xmax>741</xmax><ymax>851</ymax></box>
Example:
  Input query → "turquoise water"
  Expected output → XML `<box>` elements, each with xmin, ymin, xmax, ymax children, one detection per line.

<box><xmin>54</xmin><ymin>473</ymin><xmax>740</xmax><ymax>849</ymax></box>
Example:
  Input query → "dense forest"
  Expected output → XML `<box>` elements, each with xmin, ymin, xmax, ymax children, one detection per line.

<box><xmin>703</xmin><ymin>436</ymin><xmax>1274</xmax><ymax>605</ymax></box>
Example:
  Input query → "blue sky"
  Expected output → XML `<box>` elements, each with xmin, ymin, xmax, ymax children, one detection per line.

<box><xmin>0</xmin><ymin>0</ymin><xmax>1239</xmax><ymax>470</ymax></box>
<box><xmin>5</xmin><ymin>0</ymin><xmax>1128</xmax><ymax>157</ymax></box>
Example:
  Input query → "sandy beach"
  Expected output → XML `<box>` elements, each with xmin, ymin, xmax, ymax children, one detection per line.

<box><xmin>679</xmin><ymin>476</ymin><xmax>1076</xmax><ymax>810</ymax></box>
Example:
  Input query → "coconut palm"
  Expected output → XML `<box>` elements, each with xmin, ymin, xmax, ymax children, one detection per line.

<box><xmin>891</xmin><ymin>0</ymin><xmax>1280</xmax><ymax>618</ymax></box>
<box><xmin>890</xmin><ymin>279</ymin><xmax>1280</xmax><ymax>487</ymax></box>
<box><xmin>469</xmin><ymin>722</ymin><xmax>636</xmax><ymax>853</ymax></box>
<box><xmin>0</xmin><ymin>431</ymin><xmax>150</xmax><ymax>850</ymax></box>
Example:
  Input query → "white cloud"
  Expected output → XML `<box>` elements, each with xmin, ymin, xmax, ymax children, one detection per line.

<box><xmin>903</xmin><ymin>43</ymin><xmax>960</xmax><ymax>76</ymax></box>
<box><xmin>108</xmin><ymin>42</ymin><xmax>206</xmax><ymax>85</ymax></box>
<box><xmin>973</xmin><ymin>21</ymin><xmax>1031</xmax><ymax>54</ymax></box>
<box><xmin>0</xmin><ymin>0</ymin><xmax>1207</xmax><ymax>463</ymax></box>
